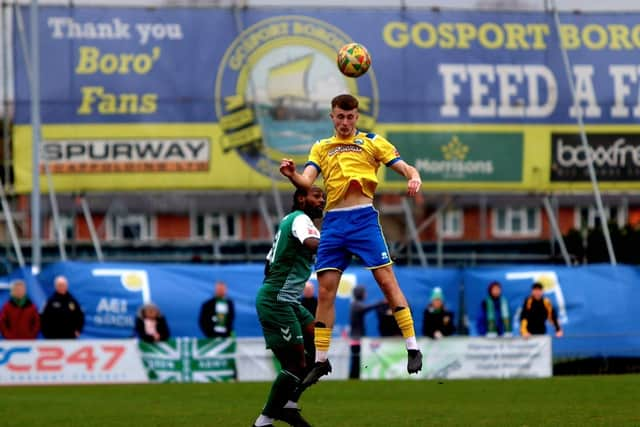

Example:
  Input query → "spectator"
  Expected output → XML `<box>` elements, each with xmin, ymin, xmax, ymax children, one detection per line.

<box><xmin>0</xmin><ymin>280</ymin><xmax>40</xmax><ymax>339</ymax></box>
<box><xmin>477</xmin><ymin>281</ymin><xmax>511</xmax><ymax>337</ymax></box>
<box><xmin>300</xmin><ymin>281</ymin><xmax>318</xmax><ymax>316</ymax></box>
<box><xmin>349</xmin><ymin>285</ymin><xmax>385</xmax><ymax>379</ymax></box>
<box><xmin>41</xmin><ymin>275</ymin><xmax>85</xmax><ymax>339</ymax></box>
<box><xmin>422</xmin><ymin>287</ymin><xmax>455</xmax><ymax>339</ymax></box>
<box><xmin>199</xmin><ymin>281</ymin><xmax>235</xmax><ymax>338</ymax></box>
<box><xmin>520</xmin><ymin>282</ymin><xmax>563</xmax><ymax>338</ymax></box>
<box><xmin>135</xmin><ymin>302</ymin><xmax>170</xmax><ymax>343</ymax></box>
<box><xmin>376</xmin><ymin>302</ymin><xmax>402</xmax><ymax>337</ymax></box>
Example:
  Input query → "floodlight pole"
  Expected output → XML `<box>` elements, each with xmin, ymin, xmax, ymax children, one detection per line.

<box><xmin>551</xmin><ymin>3</ymin><xmax>617</xmax><ymax>265</ymax></box>
<box><xmin>29</xmin><ymin>0</ymin><xmax>41</xmax><ymax>273</ymax></box>
<box><xmin>542</xmin><ymin>196</ymin><xmax>571</xmax><ymax>266</ymax></box>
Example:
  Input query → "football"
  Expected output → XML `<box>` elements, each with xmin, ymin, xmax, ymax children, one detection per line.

<box><xmin>337</xmin><ymin>42</ymin><xmax>371</xmax><ymax>78</ymax></box>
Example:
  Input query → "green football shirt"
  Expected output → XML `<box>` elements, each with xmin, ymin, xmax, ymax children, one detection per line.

<box><xmin>262</xmin><ymin>210</ymin><xmax>320</xmax><ymax>303</ymax></box>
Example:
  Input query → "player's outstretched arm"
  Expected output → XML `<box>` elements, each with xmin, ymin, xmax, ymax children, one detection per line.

<box><xmin>280</xmin><ymin>158</ymin><xmax>318</xmax><ymax>190</ymax></box>
<box><xmin>389</xmin><ymin>160</ymin><xmax>422</xmax><ymax>197</ymax></box>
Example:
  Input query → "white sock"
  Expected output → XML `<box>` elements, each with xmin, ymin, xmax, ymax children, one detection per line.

<box><xmin>254</xmin><ymin>414</ymin><xmax>274</xmax><ymax>426</ymax></box>
<box><xmin>315</xmin><ymin>350</ymin><xmax>328</xmax><ymax>362</ymax></box>
<box><xmin>284</xmin><ymin>400</ymin><xmax>298</xmax><ymax>409</ymax></box>
<box><xmin>405</xmin><ymin>335</ymin><xmax>418</xmax><ymax>351</ymax></box>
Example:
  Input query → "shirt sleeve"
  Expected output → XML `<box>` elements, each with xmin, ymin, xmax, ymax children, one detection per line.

<box><xmin>291</xmin><ymin>214</ymin><xmax>320</xmax><ymax>244</ymax></box>
<box><xmin>305</xmin><ymin>141</ymin><xmax>322</xmax><ymax>174</ymax></box>
<box><xmin>373</xmin><ymin>135</ymin><xmax>401</xmax><ymax>167</ymax></box>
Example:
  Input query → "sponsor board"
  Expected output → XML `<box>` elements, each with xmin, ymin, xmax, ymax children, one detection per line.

<box><xmin>551</xmin><ymin>133</ymin><xmax>640</xmax><ymax>181</ymax></box>
<box><xmin>41</xmin><ymin>138</ymin><xmax>210</xmax><ymax>173</ymax></box>
<box><xmin>387</xmin><ymin>131</ymin><xmax>523</xmax><ymax>182</ymax></box>
<box><xmin>0</xmin><ymin>339</ymin><xmax>147</xmax><ymax>385</ymax></box>
<box><xmin>139</xmin><ymin>337</ymin><xmax>237</xmax><ymax>383</ymax></box>
<box><xmin>360</xmin><ymin>336</ymin><xmax>552</xmax><ymax>380</ymax></box>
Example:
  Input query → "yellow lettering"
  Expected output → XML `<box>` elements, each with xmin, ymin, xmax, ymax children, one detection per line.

<box><xmin>560</xmin><ymin>24</ymin><xmax>580</xmax><ymax>49</ymax></box>
<box><xmin>504</xmin><ymin>23</ymin><xmax>529</xmax><ymax>49</ymax></box>
<box><xmin>98</xmin><ymin>92</ymin><xmax>117</xmax><ymax>114</ymax></box>
<box><xmin>383</xmin><ymin>22</ymin><xmax>409</xmax><ymax>48</ymax></box>
<box><xmin>77</xmin><ymin>86</ymin><xmax>103</xmax><ymax>114</ymax></box>
<box><xmin>411</xmin><ymin>22</ymin><xmax>438</xmax><ymax>49</ymax></box>
<box><xmin>455</xmin><ymin>23</ymin><xmax>477</xmax><ymax>48</ymax></box>
<box><xmin>607</xmin><ymin>25</ymin><xmax>632</xmax><ymax>49</ymax></box>
<box><xmin>140</xmin><ymin>94</ymin><xmax>158</xmax><ymax>114</ymax></box>
<box><xmin>631</xmin><ymin>25</ymin><xmax>640</xmax><ymax>48</ymax></box>
<box><xmin>438</xmin><ymin>23</ymin><xmax>456</xmax><ymax>48</ymax></box>
<box><xmin>411</xmin><ymin>22</ymin><xmax>437</xmax><ymax>48</ymax></box>
<box><xmin>118</xmin><ymin>93</ymin><xmax>138</xmax><ymax>114</ymax></box>
<box><xmin>100</xmin><ymin>54</ymin><xmax>119</xmax><ymax>74</ymax></box>
<box><xmin>582</xmin><ymin>24</ymin><xmax>608</xmax><ymax>50</ymax></box>
<box><xmin>75</xmin><ymin>46</ymin><xmax>99</xmax><ymax>74</ymax></box>
<box><xmin>478</xmin><ymin>23</ymin><xmax>504</xmax><ymax>49</ymax></box>
<box><xmin>527</xmin><ymin>24</ymin><xmax>549</xmax><ymax>50</ymax></box>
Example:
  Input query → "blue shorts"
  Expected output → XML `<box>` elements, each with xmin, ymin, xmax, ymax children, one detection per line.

<box><xmin>316</xmin><ymin>205</ymin><xmax>393</xmax><ymax>272</ymax></box>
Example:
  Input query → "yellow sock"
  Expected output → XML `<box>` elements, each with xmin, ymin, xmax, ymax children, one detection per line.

<box><xmin>314</xmin><ymin>327</ymin><xmax>332</xmax><ymax>353</ymax></box>
<box><xmin>393</xmin><ymin>307</ymin><xmax>416</xmax><ymax>339</ymax></box>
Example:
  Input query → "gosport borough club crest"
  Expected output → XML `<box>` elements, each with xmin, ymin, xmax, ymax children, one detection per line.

<box><xmin>214</xmin><ymin>15</ymin><xmax>379</xmax><ymax>178</ymax></box>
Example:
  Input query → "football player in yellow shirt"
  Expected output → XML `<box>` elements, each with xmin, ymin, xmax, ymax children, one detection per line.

<box><xmin>280</xmin><ymin>94</ymin><xmax>423</xmax><ymax>384</ymax></box>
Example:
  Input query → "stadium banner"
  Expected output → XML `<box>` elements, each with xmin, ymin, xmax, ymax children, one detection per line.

<box><xmin>139</xmin><ymin>337</ymin><xmax>236</xmax><ymax>382</ymax></box>
<box><xmin>463</xmin><ymin>264</ymin><xmax>640</xmax><ymax>358</ymax></box>
<box><xmin>0</xmin><ymin>339</ymin><xmax>147</xmax><ymax>385</ymax></box>
<box><xmin>32</xmin><ymin>262</ymin><xmax>462</xmax><ymax>341</ymax></box>
<box><xmin>360</xmin><ymin>336</ymin><xmax>551</xmax><ymax>379</ymax></box>
<box><xmin>235</xmin><ymin>338</ymin><xmax>350</xmax><ymax>381</ymax></box>
<box><xmin>13</xmin><ymin>7</ymin><xmax>640</xmax><ymax>192</ymax></box>
<box><xmin>3</xmin><ymin>263</ymin><xmax>640</xmax><ymax>359</ymax></box>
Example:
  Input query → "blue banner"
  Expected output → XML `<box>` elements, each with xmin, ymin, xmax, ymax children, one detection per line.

<box><xmin>14</xmin><ymin>8</ymin><xmax>640</xmax><ymax>125</ymax></box>
<box><xmin>3</xmin><ymin>262</ymin><xmax>639</xmax><ymax>358</ymax></box>
<box><xmin>463</xmin><ymin>264</ymin><xmax>640</xmax><ymax>357</ymax></box>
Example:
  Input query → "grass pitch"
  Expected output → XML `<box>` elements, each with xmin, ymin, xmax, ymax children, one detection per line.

<box><xmin>1</xmin><ymin>375</ymin><xmax>638</xmax><ymax>426</ymax></box>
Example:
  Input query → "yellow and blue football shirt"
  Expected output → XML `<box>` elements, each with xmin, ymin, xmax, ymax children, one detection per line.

<box><xmin>305</xmin><ymin>131</ymin><xmax>401</xmax><ymax>211</ymax></box>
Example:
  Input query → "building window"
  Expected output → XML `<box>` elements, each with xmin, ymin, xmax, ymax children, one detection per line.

<box><xmin>111</xmin><ymin>214</ymin><xmax>152</xmax><ymax>241</ymax></box>
<box><xmin>492</xmin><ymin>207</ymin><xmax>541</xmax><ymax>237</ymax></box>
<box><xmin>575</xmin><ymin>205</ymin><xmax>627</xmax><ymax>229</ymax></box>
<box><xmin>437</xmin><ymin>209</ymin><xmax>464</xmax><ymax>238</ymax></box>
<box><xmin>48</xmin><ymin>215</ymin><xmax>74</xmax><ymax>241</ymax></box>
<box><xmin>194</xmin><ymin>213</ymin><xmax>240</xmax><ymax>241</ymax></box>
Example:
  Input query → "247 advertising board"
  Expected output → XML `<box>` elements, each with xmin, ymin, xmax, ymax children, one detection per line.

<box><xmin>0</xmin><ymin>339</ymin><xmax>147</xmax><ymax>385</ymax></box>
<box><xmin>12</xmin><ymin>7</ymin><xmax>640</xmax><ymax>192</ymax></box>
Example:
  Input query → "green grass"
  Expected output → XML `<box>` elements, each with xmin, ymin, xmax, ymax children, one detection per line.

<box><xmin>1</xmin><ymin>375</ymin><xmax>639</xmax><ymax>426</ymax></box>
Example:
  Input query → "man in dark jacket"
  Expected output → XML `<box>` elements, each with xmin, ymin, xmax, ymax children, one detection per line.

<box><xmin>41</xmin><ymin>275</ymin><xmax>85</xmax><ymax>339</ymax></box>
<box><xmin>349</xmin><ymin>285</ymin><xmax>385</xmax><ymax>379</ymax></box>
<box><xmin>422</xmin><ymin>287</ymin><xmax>455</xmax><ymax>339</ymax></box>
<box><xmin>0</xmin><ymin>280</ymin><xmax>40</xmax><ymax>339</ymax></box>
<box><xmin>199</xmin><ymin>281</ymin><xmax>235</xmax><ymax>338</ymax></box>
<box><xmin>477</xmin><ymin>281</ymin><xmax>511</xmax><ymax>337</ymax></box>
<box><xmin>520</xmin><ymin>282</ymin><xmax>563</xmax><ymax>337</ymax></box>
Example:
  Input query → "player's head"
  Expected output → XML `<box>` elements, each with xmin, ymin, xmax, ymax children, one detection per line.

<box><xmin>215</xmin><ymin>281</ymin><xmax>227</xmax><ymax>298</ymax></box>
<box><xmin>531</xmin><ymin>282</ymin><xmax>544</xmax><ymax>299</ymax></box>
<box><xmin>54</xmin><ymin>275</ymin><xmax>69</xmax><ymax>295</ymax></box>
<box><xmin>330</xmin><ymin>94</ymin><xmax>359</xmax><ymax>138</ymax></box>
<box><xmin>292</xmin><ymin>186</ymin><xmax>325</xmax><ymax>219</ymax></box>
<box><xmin>488</xmin><ymin>281</ymin><xmax>501</xmax><ymax>298</ymax></box>
<box><xmin>10</xmin><ymin>280</ymin><xmax>26</xmax><ymax>299</ymax></box>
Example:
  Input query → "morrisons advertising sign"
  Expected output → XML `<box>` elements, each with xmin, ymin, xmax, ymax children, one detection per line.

<box><xmin>387</xmin><ymin>131</ymin><xmax>523</xmax><ymax>183</ymax></box>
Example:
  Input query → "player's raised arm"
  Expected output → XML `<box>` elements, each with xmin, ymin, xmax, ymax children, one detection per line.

<box><xmin>280</xmin><ymin>158</ymin><xmax>318</xmax><ymax>190</ymax></box>
<box><xmin>389</xmin><ymin>160</ymin><xmax>422</xmax><ymax>197</ymax></box>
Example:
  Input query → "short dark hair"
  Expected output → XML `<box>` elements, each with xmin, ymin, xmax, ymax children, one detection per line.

<box><xmin>291</xmin><ymin>187</ymin><xmax>308</xmax><ymax>212</ymax></box>
<box><xmin>331</xmin><ymin>94</ymin><xmax>359</xmax><ymax>110</ymax></box>
<box><xmin>531</xmin><ymin>282</ymin><xmax>543</xmax><ymax>290</ymax></box>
